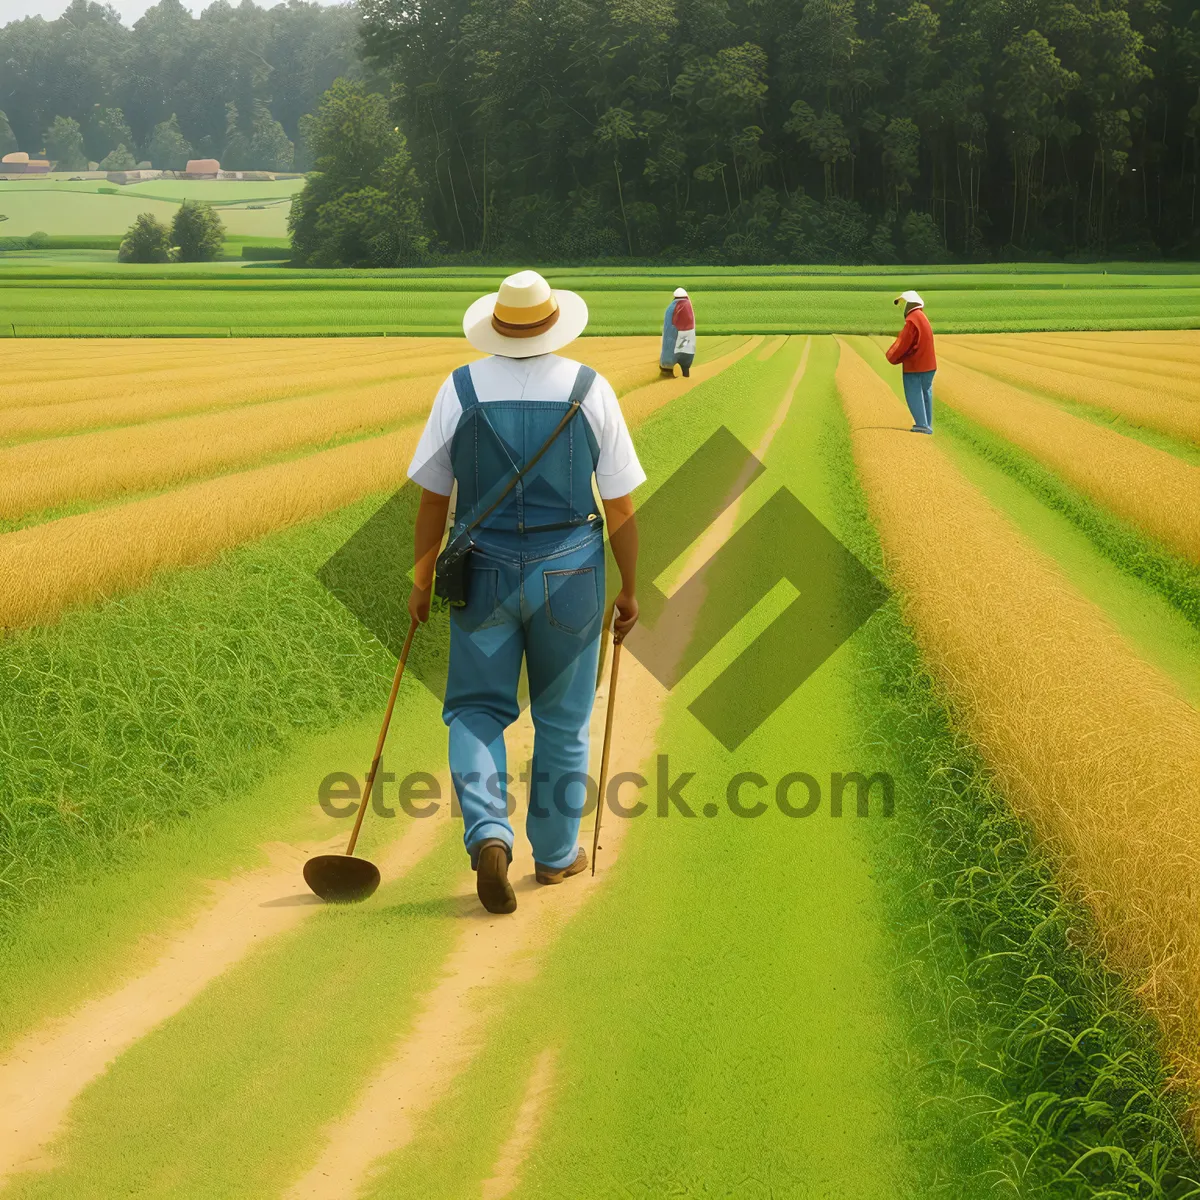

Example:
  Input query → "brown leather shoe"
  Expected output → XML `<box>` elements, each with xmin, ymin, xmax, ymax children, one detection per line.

<box><xmin>535</xmin><ymin>847</ymin><xmax>588</xmax><ymax>885</ymax></box>
<box><xmin>475</xmin><ymin>840</ymin><xmax>516</xmax><ymax>914</ymax></box>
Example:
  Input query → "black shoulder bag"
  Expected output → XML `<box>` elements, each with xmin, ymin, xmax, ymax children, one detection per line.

<box><xmin>434</xmin><ymin>368</ymin><xmax>595</xmax><ymax>607</ymax></box>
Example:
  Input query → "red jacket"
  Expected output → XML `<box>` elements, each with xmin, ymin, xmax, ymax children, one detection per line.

<box><xmin>885</xmin><ymin>307</ymin><xmax>936</xmax><ymax>372</ymax></box>
<box><xmin>672</xmin><ymin>297</ymin><xmax>695</xmax><ymax>330</ymax></box>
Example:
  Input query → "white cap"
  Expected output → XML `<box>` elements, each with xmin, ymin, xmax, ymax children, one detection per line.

<box><xmin>894</xmin><ymin>289</ymin><xmax>924</xmax><ymax>308</ymax></box>
<box><xmin>674</xmin><ymin>287</ymin><xmax>688</xmax><ymax>298</ymax></box>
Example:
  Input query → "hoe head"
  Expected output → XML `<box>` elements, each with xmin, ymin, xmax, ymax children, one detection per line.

<box><xmin>303</xmin><ymin>853</ymin><xmax>381</xmax><ymax>903</ymax></box>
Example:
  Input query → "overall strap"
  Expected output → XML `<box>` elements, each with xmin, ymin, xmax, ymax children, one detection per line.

<box><xmin>462</xmin><ymin>367</ymin><xmax>592</xmax><ymax>535</ymax></box>
<box><xmin>451</xmin><ymin>364</ymin><xmax>480</xmax><ymax>410</ymax></box>
<box><xmin>569</xmin><ymin>365</ymin><xmax>597</xmax><ymax>405</ymax></box>
<box><xmin>515</xmin><ymin>364</ymin><xmax>602</xmax><ymax>535</ymax></box>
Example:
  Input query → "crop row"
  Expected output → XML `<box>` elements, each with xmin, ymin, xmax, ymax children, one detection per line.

<box><xmin>0</xmin><ymin>337</ymin><xmax>750</xmax><ymax>629</ymax></box>
<box><xmin>9</xmin><ymin>283</ymin><xmax>1200</xmax><ymax>338</ymax></box>
<box><xmin>939</xmin><ymin>338</ymin><xmax>1200</xmax><ymax>446</ymax></box>
<box><xmin>934</xmin><ymin>360</ymin><xmax>1200</xmax><ymax>565</ymax></box>
<box><xmin>838</xmin><ymin>340</ymin><xmax>1200</xmax><ymax>1134</ymax></box>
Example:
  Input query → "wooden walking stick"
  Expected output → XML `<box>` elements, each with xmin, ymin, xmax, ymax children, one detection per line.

<box><xmin>591</xmin><ymin>631</ymin><xmax>623</xmax><ymax>876</ymax></box>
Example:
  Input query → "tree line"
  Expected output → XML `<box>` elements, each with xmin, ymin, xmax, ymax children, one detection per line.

<box><xmin>320</xmin><ymin>0</ymin><xmax>1200</xmax><ymax>263</ymax></box>
<box><xmin>0</xmin><ymin>0</ymin><xmax>360</xmax><ymax>173</ymax></box>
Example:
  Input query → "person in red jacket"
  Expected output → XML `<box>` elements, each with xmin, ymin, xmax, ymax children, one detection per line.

<box><xmin>885</xmin><ymin>289</ymin><xmax>936</xmax><ymax>434</ymax></box>
<box><xmin>660</xmin><ymin>287</ymin><xmax>697</xmax><ymax>377</ymax></box>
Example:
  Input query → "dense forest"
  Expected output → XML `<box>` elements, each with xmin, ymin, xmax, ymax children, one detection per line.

<box><xmin>6</xmin><ymin>0</ymin><xmax>1200</xmax><ymax>261</ymax></box>
<box><xmin>0</xmin><ymin>0</ymin><xmax>360</xmax><ymax>171</ymax></box>
<box><xmin>352</xmin><ymin>0</ymin><xmax>1200</xmax><ymax>262</ymax></box>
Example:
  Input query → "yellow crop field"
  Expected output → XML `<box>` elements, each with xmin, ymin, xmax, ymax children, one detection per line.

<box><xmin>0</xmin><ymin>375</ymin><xmax>445</xmax><ymax>519</ymax></box>
<box><xmin>960</xmin><ymin>336</ymin><xmax>1200</xmax><ymax>400</ymax></box>
<box><xmin>0</xmin><ymin>337</ymin><xmax>662</xmax><ymax>443</ymax></box>
<box><xmin>939</xmin><ymin>339</ymin><xmax>1200</xmax><ymax>445</ymax></box>
<box><xmin>0</xmin><ymin>337</ymin><xmax>669</xmax><ymax>516</ymax></box>
<box><xmin>837</xmin><ymin>339</ymin><xmax>1200</xmax><ymax>1111</ymax></box>
<box><xmin>0</xmin><ymin>346</ymin><xmax>468</xmax><ymax>442</ymax></box>
<box><xmin>935</xmin><ymin>359</ymin><xmax>1200</xmax><ymax>564</ymax></box>
<box><xmin>0</xmin><ymin>426</ymin><xmax>424</xmax><ymax>629</ymax></box>
<box><xmin>0</xmin><ymin>335</ymin><xmax>726</xmax><ymax>628</ymax></box>
<box><xmin>0</xmin><ymin>339</ymin><xmax>447</xmax><ymax>409</ymax></box>
<box><xmin>976</xmin><ymin>334</ymin><xmax>1200</xmax><ymax>386</ymax></box>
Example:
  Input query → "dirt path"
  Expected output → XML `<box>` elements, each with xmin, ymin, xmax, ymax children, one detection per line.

<box><xmin>281</xmin><ymin>340</ymin><xmax>809</xmax><ymax>1200</ymax></box>
<box><xmin>281</xmin><ymin>653</ymin><xmax>667</xmax><ymax>1200</ymax></box>
<box><xmin>479</xmin><ymin>1047</ymin><xmax>559</xmax><ymax>1200</ymax></box>
<box><xmin>0</xmin><ymin>794</ymin><xmax>449</xmax><ymax>1190</ymax></box>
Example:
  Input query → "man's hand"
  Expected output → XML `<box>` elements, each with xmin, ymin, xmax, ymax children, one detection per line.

<box><xmin>408</xmin><ymin>582</ymin><xmax>433</xmax><ymax>624</ymax></box>
<box><xmin>612</xmin><ymin>589</ymin><xmax>638</xmax><ymax>642</ymax></box>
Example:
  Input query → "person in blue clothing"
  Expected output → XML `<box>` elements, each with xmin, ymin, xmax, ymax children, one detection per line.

<box><xmin>406</xmin><ymin>271</ymin><xmax>644</xmax><ymax>914</ymax></box>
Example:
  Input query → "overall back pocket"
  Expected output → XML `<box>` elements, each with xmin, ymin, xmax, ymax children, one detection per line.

<box><xmin>543</xmin><ymin>567</ymin><xmax>599</xmax><ymax>635</ymax></box>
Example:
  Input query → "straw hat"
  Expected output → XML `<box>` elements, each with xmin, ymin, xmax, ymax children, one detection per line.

<box><xmin>893</xmin><ymin>289</ymin><xmax>924</xmax><ymax>308</ymax></box>
<box><xmin>463</xmin><ymin>270</ymin><xmax>588</xmax><ymax>358</ymax></box>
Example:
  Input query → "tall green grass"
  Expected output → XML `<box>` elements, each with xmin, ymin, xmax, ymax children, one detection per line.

<box><xmin>0</xmin><ymin>488</ymin><xmax>434</xmax><ymax>940</ymax></box>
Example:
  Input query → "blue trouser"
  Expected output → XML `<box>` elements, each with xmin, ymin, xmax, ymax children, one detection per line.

<box><xmin>444</xmin><ymin>527</ymin><xmax>604</xmax><ymax>870</ymax></box>
<box><xmin>902</xmin><ymin>369</ymin><xmax>935</xmax><ymax>430</ymax></box>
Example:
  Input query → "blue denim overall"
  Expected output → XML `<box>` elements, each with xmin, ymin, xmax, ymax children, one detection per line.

<box><xmin>444</xmin><ymin>363</ymin><xmax>605</xmax><ymax>870</ymax></box>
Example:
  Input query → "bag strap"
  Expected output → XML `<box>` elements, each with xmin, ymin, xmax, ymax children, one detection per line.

<box><xmin>465</xmin><ymin>364</ymin><xmax>595</xmax><ymax>534</ymax></box>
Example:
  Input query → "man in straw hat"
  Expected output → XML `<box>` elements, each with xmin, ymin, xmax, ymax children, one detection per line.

<box><xmin>660</xmin><ymin>286</ymin><xmax>696</xmax><ymax>377</ymax></box>
<box><xmin>406</xmin><ymin>270</ymin><xmax>644</xmax><ymax>914</ymax></box>
<box><xmin>885</xmin><ymin>289</ymin><xmax>937</xmax><ymax>434</ymax></box>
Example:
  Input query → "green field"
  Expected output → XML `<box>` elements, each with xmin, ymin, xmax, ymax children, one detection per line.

<box><xmin>2</xmin><ymin>260</ymin><xmax>1200</xmax><ymax>335</ymax></box>
<box><xmin>3</xmin><ymin>330</ymin><xmax>1200</xmax><ymax>1196</ymax></box>
<box><xmin>0</xmin><ymin>177</ymin><xmax>303</xmax><ymax>240</ymax></box>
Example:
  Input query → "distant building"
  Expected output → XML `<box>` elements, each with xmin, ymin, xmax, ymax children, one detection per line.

<box><xmin>183</xmin><ymin>158</ymin><xmax>221</xmax><ymax>179</ymax></box>
<box><xmin>1</xmin><ymin>152</ymin><xmax>50</xmax><ymax>175</ymax></box>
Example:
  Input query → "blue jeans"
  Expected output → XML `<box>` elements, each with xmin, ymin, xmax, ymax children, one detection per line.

<box><xmin>902</xmin><ymin>369</ymin><xmax>935</xmax><ymax>430</ymax></box>
<box><xmin>444</xmin><ymin>528</ymin><xmax>604</xmax><ymax>870</ymax></box>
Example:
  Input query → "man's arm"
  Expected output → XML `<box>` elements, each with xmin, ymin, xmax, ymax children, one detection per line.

<box><xmin>884</xmin><ymin>319</ymin><xmax>916</xmax><ymax>365</ymax></box>
<box><xmin>601</xmin><ymin>493</ymin><xmax>639</xmax><ymax>642</ymax></box>
<box><xmin>408</xmin><ymin>488</ymin><xmax>452</xmax><ymax>623</ymax></box>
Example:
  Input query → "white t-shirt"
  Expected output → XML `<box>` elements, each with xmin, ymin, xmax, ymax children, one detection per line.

<box><xmin>407</xmin><ymin>354</ymin><xmax>647</xmax><ymax>500</ymax></box>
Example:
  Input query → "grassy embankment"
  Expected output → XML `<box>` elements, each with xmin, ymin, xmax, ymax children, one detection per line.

<box><xmin>4</xmin><ymin>263</ymin><xmax>1200</xmax><ymax>335</ymax></box>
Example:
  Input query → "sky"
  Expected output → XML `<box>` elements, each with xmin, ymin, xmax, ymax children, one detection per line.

<box><xmin>0</xmin><ymin>0</ymin><xmax>338</xmax><ymax>22</ymax></box>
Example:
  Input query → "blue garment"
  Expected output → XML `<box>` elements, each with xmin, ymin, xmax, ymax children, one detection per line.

<box><xmin>660</xmin><ymin>298</ymin><xmax>679</xmax><ymax>368</ymax></box>
<box><xmin>902</xmin><ymin>368</ymin><xmax>935</xmax><ymax>432</ymax></box>
<box><xmin>444</xmin><ymin>364</ymin><xmax>605</xmax><ymax>869</ymax></box>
